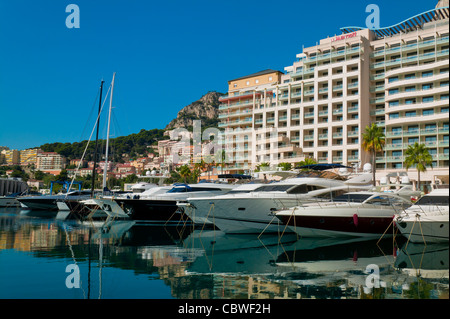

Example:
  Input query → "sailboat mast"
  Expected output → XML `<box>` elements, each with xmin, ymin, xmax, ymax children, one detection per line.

<box><xmin>102</xmin><ymin>72</ymin><xmax>116</xmax><ymax>193</ymax></box>
<box><xmin>91</xmin><ymin>80</ymin><xmax>104</xmax><ymax>198</ymax></box>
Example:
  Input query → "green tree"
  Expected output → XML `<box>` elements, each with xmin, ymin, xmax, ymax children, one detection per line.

<box><xmin>362</xmin><ymin>123</ymin><xmax>385</xmax><ymax>186</ymax></box>
<box><xmin>296</xmin><ymin>157</ymin><xmax>318</xmax><ymax>170</ymax></box>
<box><xmin>34</xmin><ymin>170</ymin><xmax>46</xmax><ymax>180</ymax></box>
<box><xmin>277</xmin><ymin>162</ymin><xmax>292</xmax><ymax>171</ymax></box>
<box><xmin>178</xmin><ymin>165</ymin><xmax>192</xmax><ymax>184</ymax></box>
<box><xmin>55</xmin><ymin>169</ymin><xmax>69</xmax><ymax>181</ymax></box>
<box><xmin>255</xmin><ymin>162</ymin><xmax>270</xmax><ymax>172</ymax></box>
<box><xmin>215</xmin><ymin>149</ymin><xmax>228</xmax><ymax>174</ymax></box>
<box><xmin>404</xmin><ymin>142</ymin><xmax>433</xmax><ymax>191</ymax></box>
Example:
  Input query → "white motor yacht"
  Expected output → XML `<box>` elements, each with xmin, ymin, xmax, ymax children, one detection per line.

<box><xmin>114</xmin><ymin>182</ymin><xmax>236</xmax><ymax>222</ymax></box>
<box><xmin>395</xmin><ymin>187</ymin><xmax>449</xmax><ymax>243</ymax></box>
<box><xmin>275</xmin><ymin>190</ymin><xmax>413</xmax><ymax>238</ymax></box>
<box><xmin>18</xmin><ymin>189</ymin><xmax>92</xmax><ymax>211</ymax></box>
<box><xmin>183</xmin><ymin>172</ymin><xmax>373</xmax><ymax>234</ymax></box>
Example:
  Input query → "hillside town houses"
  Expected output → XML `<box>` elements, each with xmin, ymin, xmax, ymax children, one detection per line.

<box><xmin>0</xmin><ymin>137</ymin><xmax>216</xmax><ymax>189</ymax></box>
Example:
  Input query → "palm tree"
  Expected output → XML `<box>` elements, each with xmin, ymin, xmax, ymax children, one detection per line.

<box><xmin>255</xmin><ymin>162</ymin><xmax>270</xmax><ymax>172</ymax></box>
<box><xmin>404</xmin><ymin>142</ymin><xmax>433</xmax><ymax>192</ymax></box>
<box><xmin>215</xmin><ymin>149</ymin><xmax>227</xmax><ymax>174</ymax></box>
<box><xmin>277</xmin><ymin>162</ymin><xmax>292</xmax><ymax>171</ymax></box>
<box><xmin>296</xmin><ymin>157</ymin><xmax>317</xmax><ymax>169</ymax></box>
<box><xmin>178</xmin><ymin>165</ymin><xmax>192</xmax><ymax>184</ymax></box>
<box><xmin>362</xmin><ymin>123</ymin><xmax>385</xmax><ymax>186</ymax></box>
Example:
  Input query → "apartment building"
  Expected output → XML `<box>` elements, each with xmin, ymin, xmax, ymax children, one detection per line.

<box><xmin>219</xmin><ymin>69</ymin><xmax>284</xmax><ymax>172</ymax></box>
<box><xmin>36</xmin><ymin>152</ymin><xmax>66</xmax><ymax>174</ymax></box>
<box><xmin>20</xmin><ymin>148</ymin><xmax>42</xmax><ymax>167</ymax></box>
<box><xmin>219</xmin><ymin>3</ymin><xmax>449</xmax><ymax>184</ymax></box>
<box><xmin>1</xmin><ymin>149</ymin><xmax>20</xmax><ymax>165</ymax></box>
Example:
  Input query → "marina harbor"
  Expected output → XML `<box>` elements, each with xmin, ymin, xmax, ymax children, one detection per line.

<box><xmin>0</xmin><ymin>0</ymin><xmax>448</xmax><ymax>303</ymax></box>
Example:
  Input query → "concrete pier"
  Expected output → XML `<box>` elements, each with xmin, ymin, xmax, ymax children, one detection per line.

<box><xmin>0</xmin><ymin>178</ymin><xmax>28</xmax><ymax>196</ymax></box>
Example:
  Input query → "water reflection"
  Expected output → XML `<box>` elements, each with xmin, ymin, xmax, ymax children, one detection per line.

<box><xmin>0</xmin><ymin>207</ymin><xmax>448</xmax><ymax>299</ymax></box>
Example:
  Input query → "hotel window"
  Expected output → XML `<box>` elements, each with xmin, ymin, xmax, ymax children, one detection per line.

<box><xmin>422</xmin><ymin>71</ymin><xmax>433</xmax><ymax>77</ymax></box>
<box><xmin>440</xmin><ymin>81</ymin><xmax>449</xmax><ymax>87</ymax></box>
<box><xmin>405</xmin><ymin>111</ymin><xmax>416</xmax><ymax>117</ymax></box>
<box><xmin>423</xmin><ymin>96</ymin><xmax>434</xmax><ymax>103</ymax></box>
<box><xmin>404</xmin><ymin>73</ymin><xmax>416</xmax><ymax>80</ymax></box>
<box><xmin>441</xmin><ymin>94</ymin><xmax>449</xmax><ymax>100</ymax></box>
<box><xmin>440</xmin><ymin>68</ymin><xmax>449</xmax><ymax>74</ymax></box>
<box><xmin>423</xmin><ymin>109</ymin><xmax>434</xmax><ymax>116</ymax></box>
<box><xmin>392</xmin><ymin>163</ymin><xmax>403</xmax><ymax>169</ymax></box>
<box><xmin>389</xmin><ymin>113</ymin><xmax>399</xmax><ymax>119</ymax></box>
<box><xmin>442</xmin><ymin>107</ymin><xmax>449</xmax><ymax>113</ymax></box>
<box><xmin>389</xmin><ymin>88</ymin><xmax>399</xmax><ymax>95</ymax></box>
<box><xmin>388</xmin><ymin>76</ymin><xmax>398</xmax><ymax>83</ymax></box>
<box><xmin>405</xmin><ymin>98</ymin><xmax>416</xmax><ymax>105</ymax></box>
<box><xmin>408</xmin><ymin>137</ymin><xmax>419</xmax><ymax>144</ymax></box>
<box><xmin>408</xmin><ymin>126</ymin><xmax>419</xmax><ymax>133</ymax></box>
<box><xmin>422</xmin><ymin>83</ymin><xmax>433</xmax><ymax>90</ymax></box>
<box><xmin>234</xmin><ymin>84</ymin><xmax>237</xmax><ymax>88</ymax></box>
<box><xmin>392</xmin><ymin>127</ymin><xmax>402</xmax><ymax>134</ymax></box>
<box><xmin>392</xmin><ymin>138</ymin><xmax>402</xmax><ymax>145</ymax></box>
<box><xmin>405</xmin><ymin>86</ymin><xmax>416</xmax><ymax>92</ymax></box>
<box><xmin>389</xmin><ymin>101</ymin><xmax>399</xmax><ymax>107</ymax></box>
<box><xmin>424</xmin><ymin>124</ymin><xmax>436</xmax><ymax>133</ymax></box>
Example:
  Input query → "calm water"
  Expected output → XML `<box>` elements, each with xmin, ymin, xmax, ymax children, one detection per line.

<box><xmin>0</xmin><ymin>207</ymin><xmax>448</xmax><ymax>300</ymax></box>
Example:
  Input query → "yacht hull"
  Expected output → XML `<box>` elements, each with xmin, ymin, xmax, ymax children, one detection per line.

<box><xmin>186</xmin><ymin>197</ymin><xmax>304</xmax><ymax>234</ymax></box>
<box><xmin>114</xmin><ymin>198</ymin><xmax>190</xmax><ymax>222</ymax></box>
<box><xmin>276</xmin><ymin>211</ymin><xmax>396</xmax><ymax>238</ymax></box>
<box><xmin>395</xmin><ymin>215</ymin><xmax>449</xmax><ymax>243</ymax></box>
<box><xmin>17</xmin><ymin>197</ymin><xmax>59</xmax><ymax>211</ymax></box>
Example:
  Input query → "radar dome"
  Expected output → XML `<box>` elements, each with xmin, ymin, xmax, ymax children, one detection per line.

<box><xmin>363</xmin><ymin>163</ymin><xmax>372</xmax><ymax>172</ymax></box>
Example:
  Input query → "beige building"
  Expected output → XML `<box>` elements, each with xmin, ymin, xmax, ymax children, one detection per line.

<box><xmin>36</xmin><ymin>152</ymin><xmax>66</xmax><ymax>174</ymax></box>
<box><xmin>219</xmin><ymin>4</ymin><xmax>449</xmax><ymax>185</ymax></box>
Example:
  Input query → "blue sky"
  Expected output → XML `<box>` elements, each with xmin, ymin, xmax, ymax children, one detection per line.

<box><xmin>0</xmin><ymin>0</ymin><xmax>436</xmax><ymax>150</ymax></box>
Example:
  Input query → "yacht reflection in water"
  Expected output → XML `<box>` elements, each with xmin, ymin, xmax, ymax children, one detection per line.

<box><xmin>0</xmin><ymin>207</ymin><xmax>448</xmax><ymax>299</ymax></box>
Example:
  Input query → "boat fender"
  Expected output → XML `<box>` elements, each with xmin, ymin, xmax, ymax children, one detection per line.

<box><xmin>353</xmin><ymin>214</ymin><xmax>358</xmax><ymax>227</ymax></box>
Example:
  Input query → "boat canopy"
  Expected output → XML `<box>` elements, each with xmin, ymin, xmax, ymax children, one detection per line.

<box><xmin>295</xmin><ymin>163</ymin><xmax>351</xmax><ymax>171</ymax></box>
<box><xmin>218</xmin><ymin>174</ymin><xmax>253</xmax><ymax>180</ymax></box>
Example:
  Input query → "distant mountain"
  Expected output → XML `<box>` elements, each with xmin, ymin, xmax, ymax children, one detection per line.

<box><xmin>165</xmin><ymin>91</ymin><xmax>224</xmax><ymax>130</ymax></box>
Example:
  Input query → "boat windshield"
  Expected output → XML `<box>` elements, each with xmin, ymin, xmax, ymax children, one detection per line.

<box><xmin>332</xmin><ymin>193</ymin><xmax>372</xmax><ymax>203</ymax></box>
<box><xmin>253</xmin><ymin>185</ymin><xmax>295</xmax><ymax>192</ymax></box>
<box><xmin>414</xmin><ymin>195</ymin><xmax>449</xmax><ymax>206</ymax></box>
<box><xmin>252</xmin><ymin>184</ymin><xmax>328</xmax><ymax>193</ymax></box>
<box><xmin>167</xmin><ymin>187</ymin><xmax>225</xmax><ymax>193</ymax></box>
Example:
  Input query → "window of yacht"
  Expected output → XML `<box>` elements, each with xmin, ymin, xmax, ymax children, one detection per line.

<box><xmin>287</xmin><ymin>184</ymin><xmax>328</xmax><ymax>194</ymax></box>
<box><xmin>167</xmin><ymin>187</ymin><xmax>224</xmax><ymax>193</ymax></box>
<box><xmin>332</xmin><ymin>193</ymin><xmax>372</xmax><ymax>203</ymax></box>
<box><xmin>414</xmin><ymin>196</ymin><xmax>449</xmax><ymax>206</ymax></box>
<box><xmin>253</xmin><ymin>185</ymin><xmax>295</xmax><ymax>192</ymax></box>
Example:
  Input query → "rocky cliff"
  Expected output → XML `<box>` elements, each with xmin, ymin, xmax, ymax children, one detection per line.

<box><xmin>165</xmin><ymin>91</ymin><xmax>224</xmax><ymax>130</ymax></box>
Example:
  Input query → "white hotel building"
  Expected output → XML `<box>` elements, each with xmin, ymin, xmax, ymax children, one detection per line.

<box><xmin>219</xmin><ymin>3</ymin><xmax>449</xmax><ymax>186</ymax></box>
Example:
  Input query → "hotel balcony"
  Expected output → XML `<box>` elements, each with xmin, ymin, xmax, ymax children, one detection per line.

<box><xmin>370</xmin><ymin>36</ymin><xmax>449</xmax><ymax>58</ymax></box>
<box><xmin>277</xmin><ymin>144</ymin><xmax>302</xmax><ymax>153</ymax></box>
<box><xmin>370</xmin><ymin>49</ymin><xmax>449</xmax><ymax>70</ymax></box>
<box><xmin>386</xmin><ymin>127</ymin><xmax>449</xmax><ymax>138</ymax></box>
